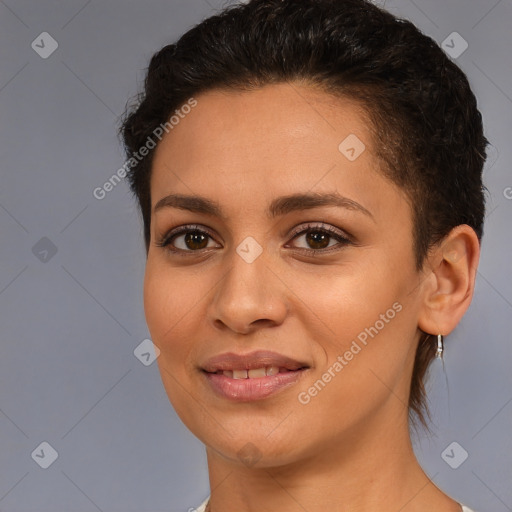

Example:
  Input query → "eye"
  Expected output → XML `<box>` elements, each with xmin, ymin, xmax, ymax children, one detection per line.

<box><xmin>156</xmin><ymin>224</ymin><xmax>219</xmax><ymax>255</ymax></box>
<box><xmin>286</xmin><ymin>222</ymin><xmax>352</xmax><ymax>255</ymax></box>
<box><xmin>156</xmin><ymin>222</ymin><xmax>352</xmax><ymax>257</ymax></box>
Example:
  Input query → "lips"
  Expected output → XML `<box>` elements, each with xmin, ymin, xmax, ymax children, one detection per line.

<box><xmin>202</xmin><ymin>350</ymin><xmax>308</xmax><ymax>373</ymax></box>
<box><xmin>201</xmin><ymin>350</ymin><xmax>309</xmax><ymax>401</ymax></box>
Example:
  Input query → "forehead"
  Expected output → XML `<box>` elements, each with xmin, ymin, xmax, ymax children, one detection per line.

<box><xmin>154</xmin><ymin>82</ymin><xmax>373</xmax><ymax>154</ymax></box>
<box><xmin>149</xmin><ymin>82</ymin><xmax>403</xmax><ymax>220</ymax></box>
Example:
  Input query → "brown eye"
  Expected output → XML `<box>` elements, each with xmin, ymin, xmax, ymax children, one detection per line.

<box><xmin>287</xmin><ymin>223</ymin><xmax>352</xmax><ymax>254</ymax></box>
<box><xmin>180</xmin><ymin>230</ymin><xmax>210</xmax><ymax>251</ymax></box>
<box><xmin>303</xmin><ymin>231</ymin><xmax>331</xmax><ymax>250</ymax></box>
<box><xmin>156</xmin><ymin>225</ymin><xmax>219</xmax><ymax>254</ymax></box>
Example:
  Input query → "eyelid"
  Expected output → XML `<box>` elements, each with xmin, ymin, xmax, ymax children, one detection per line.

<box><xmin>156</xmin><ymin>224</ymin><xmax>219</xmax><ymax>248</ymax></box>
<box><xmin>284</xmin><ymin>222</ymin><xmax>353</xmax><ymax>256</ymax></box>
<box><xmin>156</xmin><ymin>221</ymin><xmax>353</xmax><ymax>255</ymax></box>
<box><xmin>287</xmin><ymin>222</ymin><xmax>353</xmax><ymax>244</ymax></box>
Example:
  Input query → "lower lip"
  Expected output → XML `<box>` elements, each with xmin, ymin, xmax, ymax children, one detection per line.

<box><xmin>203</xmin><ymin>370</ymin><xmax>307</xmax><ymax>401</ymax></box>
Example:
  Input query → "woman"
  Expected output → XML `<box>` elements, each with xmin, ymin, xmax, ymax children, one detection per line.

<box><xmin>120</xmin><ymin>0</ymin><xmax>488</xmax><ymax>510</ymax></box>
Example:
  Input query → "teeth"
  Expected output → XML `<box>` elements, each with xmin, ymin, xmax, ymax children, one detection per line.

<box><xmin>248</xmin><ymin>367</ymin><xmax>266</xmax><ymax>378</ymax></box>
<box><xmin>221</xmin><ymin>366</ymin><xmax>283</xmax><ymax>379</ymax></box>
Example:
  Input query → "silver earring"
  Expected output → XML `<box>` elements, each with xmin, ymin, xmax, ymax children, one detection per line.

<box><xmin>435</xmin><ymin>334</ymin><xmax>444</xmax><ymax>359</ymax></box>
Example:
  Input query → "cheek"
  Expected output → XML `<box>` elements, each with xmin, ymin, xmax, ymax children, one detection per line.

<box><xmin>143</xmin><ymin>260</ymin><xmax>201</xmax><ymax>361</ymax></box>
<box><xmin>143</xmin><ymin>262</ymin><xmax>206</xmax><ymax>423</ymax></box>
<box><xmin>300</xmin><ymin>257</ymin><xmax>417</xmax><ymax>387</ymax></box>
<box><xmin>306</xmin><ymin>264</ymin><xmax>401</xmax><ymax>340</ymax></box>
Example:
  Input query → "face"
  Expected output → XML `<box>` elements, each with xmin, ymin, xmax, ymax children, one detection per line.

<box><xmin>144</xmin><ymin>82</ymin><xmax>426</xmax><ymax>468</ymax></box>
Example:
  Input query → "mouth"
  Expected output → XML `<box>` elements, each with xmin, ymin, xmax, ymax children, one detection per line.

<box><xmin>211</xmin><ymin>366</ymin><xmax>300</xmax><ymax>379</ymax></box>
<box><xmin>201</xmin><ymin>350</ymin><xmax>310</xmax><ymax>401</ymax></box>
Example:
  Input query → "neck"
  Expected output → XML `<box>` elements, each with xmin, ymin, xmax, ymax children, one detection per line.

<box><xmin>204</xmin><ymin>406</ymin><xmax>461</xmax><ymax>512</ymax></box>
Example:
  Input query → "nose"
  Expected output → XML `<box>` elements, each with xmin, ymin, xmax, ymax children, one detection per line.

<box><xmin>208</xmin><ymin>245</ymin><xmax>289</xmax><ymax>335</ymax></box>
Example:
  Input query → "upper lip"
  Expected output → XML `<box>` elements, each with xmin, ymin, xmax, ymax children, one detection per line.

<box><xmin>201</xmin><ymin>350</ymin><xmax>309</xmax><ymax>372</ymax></box>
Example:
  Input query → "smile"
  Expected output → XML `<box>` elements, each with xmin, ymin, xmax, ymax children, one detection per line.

<box><xmin>201</xmin><ymin>350</ymin><xmax>310</xmax><ymax>401</ymax></box>
<box><xmin>215</xmin><ymin>367</ymin><xmax>296</xmax><ymax>379</ymax></box>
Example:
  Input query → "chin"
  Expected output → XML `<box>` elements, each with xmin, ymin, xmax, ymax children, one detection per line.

<box><xmin>206</xmin><ymin>436</ymin><xmax>305</xmax><ymax>469</ymax></box>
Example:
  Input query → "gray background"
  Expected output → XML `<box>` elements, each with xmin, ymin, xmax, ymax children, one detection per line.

<box><xmin>0</xmin><ymin>0</ymin><xmax>511</xmax><ymax>511</ymax></box>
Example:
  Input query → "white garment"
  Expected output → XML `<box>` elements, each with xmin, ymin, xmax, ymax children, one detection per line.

<box><xmin>194</xmin><ymin>497</ymin><xmax>477</xmax><ymax>511</ymax></box>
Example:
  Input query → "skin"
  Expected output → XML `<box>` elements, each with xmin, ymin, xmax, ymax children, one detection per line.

<box><xmin>144</xmin><ymin>81</ymin><xmax>480</xmax><ymax>512</ymax></box>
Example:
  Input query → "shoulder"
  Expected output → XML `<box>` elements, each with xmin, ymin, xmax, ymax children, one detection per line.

<box><xmin>192</xmin><ymin>499</ymin><xmax>478</xmax><ymax>512</ymax></box>
<box><xmin>193</xmin><ymin>497</ymin><xmax>209</xmax><ymax>512</ymax></box>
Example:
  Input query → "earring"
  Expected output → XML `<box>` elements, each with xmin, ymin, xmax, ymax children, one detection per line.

<box><xmin>435</xmin><ymin>334</ymin><xmax>444</xmax><ymax>359</ymax></box>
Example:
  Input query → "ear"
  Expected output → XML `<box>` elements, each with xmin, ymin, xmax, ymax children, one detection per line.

<box><xmin>417</xmin><ymin>225</ymin><xmax>481</xmax><ymax>336</ymax></box>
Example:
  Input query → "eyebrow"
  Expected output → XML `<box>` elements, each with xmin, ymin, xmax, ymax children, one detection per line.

<box><xmin>153</xmin><ymin>191</ymin><xmax>374</xmax><ymax>221</ymax></box>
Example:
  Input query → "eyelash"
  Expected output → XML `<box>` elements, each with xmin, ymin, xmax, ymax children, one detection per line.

<box><xmin>156</xmin><ymin>222</ymin><xmax>353</xmax><ymax>257</ymax></box>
